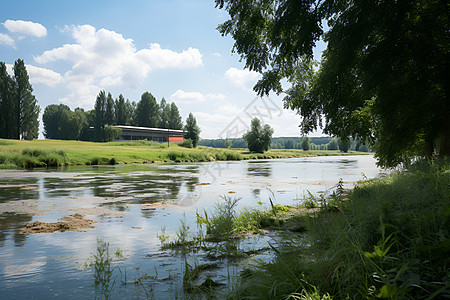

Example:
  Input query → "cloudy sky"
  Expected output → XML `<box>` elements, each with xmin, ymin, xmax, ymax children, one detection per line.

<box><xmin>0</xmin><ymin>0</ymin><xmax>325</xmax><ymax>139</ymax></box>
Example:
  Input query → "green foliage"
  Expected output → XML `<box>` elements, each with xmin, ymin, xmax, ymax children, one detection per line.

<box><xmin>301</xmin><ymin>137</ymin><xmax>310</xmax><ymax>151</ymax></box>
<box><xmin>184</xmin><ymin>113</ymin><xmax>201</xmax><ymax>147</ymax></box>
<box><xmin>202</xmin><ymin>195</ymin><xmax>241</xmax><ymax>241</ymax></box>
<box><xmin>337</xmin><ymin>138</ymin><xmax>350</xmax><ymax>153</ymax></box>
<box><xmin>90</xmin><ymin>238</ymin><xmax>115</xmax><ymax>299</ymax></box>
<box><xmin>178</xmin><ymin>138</ymin><xmax>193</xmax><ymax>148</ymax></box>
<box><xmin>135</xmin><ymin>91</ymin><xmax>159</xmax><ymax>128</ymax></box>
<box><xmin>215</xmin><ymin>0</ymin><xmax>450</xmax><ymax>167</ymax></box>
<box><xmin>242</xmin><ymin>118</ymin><xmax>274</xmax><ymax>153</ymax></box>
<box><xmin>0</xmin><ymin>59</ymin><xmax>40</xmax><ymax>140</ymax></box>
<box><xmin>43</xmin><ymin>104</ymin><xmax>86</xmax><ymax>140</ymax></box>
<box><xmin>230</xmin><ymin>159</ymin><xmax>450</xmax><ymax>299</ymax></box>
<box><xmin>327</xmin><ymin>138</ymin><xmax>338</xmax><ymax>151</ymax></box>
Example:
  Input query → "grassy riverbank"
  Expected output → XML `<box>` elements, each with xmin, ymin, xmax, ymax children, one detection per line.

<box><xmin>0</xmin><ymin>138</ymin><xmax>366</xmax><ymax>169</ymax></box>
<box><xmin>227</xmin><ymin>159</ymin><xmax>450</xmax><ymax>299</ymax></box>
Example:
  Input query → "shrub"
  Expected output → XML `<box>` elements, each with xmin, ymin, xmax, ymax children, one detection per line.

<box><xmin>179</xmin><ymin>138</ymin><xmax>193</xmax><ymax>148</ymax></box>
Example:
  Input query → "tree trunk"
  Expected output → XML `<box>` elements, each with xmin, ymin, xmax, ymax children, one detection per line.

<box><xmin>440</xmin><ymin>94</ymin><xmax>450</xmax><ymax>157</ymax></box>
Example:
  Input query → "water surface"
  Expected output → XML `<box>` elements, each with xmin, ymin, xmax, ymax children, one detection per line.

<box><xmin>0</xmin><ymin>155</ymin><xmax>384</xmax><ymax>298</ymax></box>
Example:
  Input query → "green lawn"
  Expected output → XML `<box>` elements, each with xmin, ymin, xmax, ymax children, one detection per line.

<box><xmin>0</xmin><ymin>138</ymin><xmax>367</xmax><ymax>169</ymax></box>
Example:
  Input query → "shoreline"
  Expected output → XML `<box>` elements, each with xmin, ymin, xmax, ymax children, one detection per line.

<box><xmin>0</xmin><ymin>138</ymin><xmax>370</xmax><ymax>169</ymax></box>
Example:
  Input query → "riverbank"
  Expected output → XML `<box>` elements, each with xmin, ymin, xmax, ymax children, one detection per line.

<box><xmin>225</xmin><ymin>159</ymin><xmax>450</xmax><ymax>299</ymax></box>
<box><xmin>0</xmin><ymin>138</ymin><xmax>367</xmax><ymax>169</ymax></box>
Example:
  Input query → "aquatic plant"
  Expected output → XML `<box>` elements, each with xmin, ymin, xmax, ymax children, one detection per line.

<box><xmin>91</xmin><ymin>238</ymin><xmax>115</xmax><ymax>299</ymax></box>
<box><xmin>229</xmin><ymin>159</ymin><xmax>450</xmax><ymax>299</ymax></box>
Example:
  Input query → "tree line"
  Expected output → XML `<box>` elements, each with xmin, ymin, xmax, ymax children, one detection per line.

<box><xmin>199</xmin><ymin>136</ymin><xmax>369</xmax><ymax>152</ymax></box>
<box><xmin>0</xmin><ymin>59</ymin><xmax>40</xmax><ymax>140</ymax></box>
<box><xmin>43</xmin><ymin>90</ymin><xmax>187</xmax><ymax>142</ymax></box>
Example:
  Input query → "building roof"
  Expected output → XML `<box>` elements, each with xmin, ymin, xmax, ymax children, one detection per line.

<box><xmin>113</xmin><ymin>125</ymin><xmax>185</xmax><ymax>135</ymax></box>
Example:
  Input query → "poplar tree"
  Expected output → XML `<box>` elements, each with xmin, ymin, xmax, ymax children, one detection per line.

<box><xmin>13</xmin><ymin>59</ymin><xmax>40</xmax><ymax>140</ymax></box>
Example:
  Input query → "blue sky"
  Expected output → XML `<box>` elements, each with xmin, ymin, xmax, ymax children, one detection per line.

<box><xmin>0</xmin><ymin>0</ymin><xmax>325</xmax><ymax>139</ymax></box>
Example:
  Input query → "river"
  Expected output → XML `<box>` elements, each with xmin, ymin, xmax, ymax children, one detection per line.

<box><xmin>0</xmin><ymin>155</ymin><xmax>385</xmax><ymax>299</ymax></box>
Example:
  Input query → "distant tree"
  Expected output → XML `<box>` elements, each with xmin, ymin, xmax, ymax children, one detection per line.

<box><xmin>135</xmin><ymin>92</ymin><xmax>159</xmax><ymax>128</ymax></box>
<box><xmin>13</xmin><ymin>59</ymin><xmax>40</xmax><ymax>140</ymax></box>
<box><xmin>43</xmin><ymin>104</ymin><xmax>85</xmax><ymax>140</ymax></box>
<box><xmin>115</xmin><ymin>94</ymin><xmax>127</xmax><ymax>125</ymax></box>
<box><xmin>105</xmin><ymin>92</ymin><xmax>115</xmax><ymax>125</ymax></box>
<box><xmin>359</xmin><ymin>144</ymin><xmax>369</xmax><ymax>152</ymax></box>
<box><xmin>301</xmin><ymin>137</ymin><xmax>310</xmax><ymax>151</ymax></box>
<box><xmin>284</xmin><ymin>139</ymin><xmax>294</xmax><ymax>149</ymax></box>
<box><xmin>225</xmin><ymin>139</ymin><xmax>232</xmax><ymax>149</ymax></box>
<box><xmin>78</xmin><ymin>109</ymin><xmax>95</xmax><ymax>141</ymax></box>
<box><xmin>168</xmin><ymin>102</ymin><xmax>183</xmax><ymax>130</ymax></box>
<box><xmin>0</xmin><ymin>62</ymin><xmax>16</xmax><ymax>139</ymax></box>
<box><xmin>243</xmin><ymin>118</ymin><xmax>274</xmax><ymax>153</ymax></box>
<box><xmin>104</xmin><ymin>125</ymin><xmax>122</xmax><ymax>142</ymax></box>
<box><xmin>338</xmin><ymin>138</ymin><xmax>350</xmax><ymax>153</ymax></box>
<box><xmin>184</xmin><ymin>113</ymin><xmax>201</xmax><ymax>147</ymax></box>
<box><xmin>327</xmin><ymin>138</ymin><xmax>338</xmax><ymax>150</ymax></box>
<box><xmin>94</xmin><ymin>90</ymin><xmax>107</xmax><ymax>141</ymax></box>
<box><xmin>158</xmin><ymin>98</ymin><xmax>169</xmax><ymax>128</ymax></box>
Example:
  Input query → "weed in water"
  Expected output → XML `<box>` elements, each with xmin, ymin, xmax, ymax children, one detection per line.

<box><xmin>91</xmin><ymin>238</ymin><xmax>115</xmax><ymax>299</ymax></box>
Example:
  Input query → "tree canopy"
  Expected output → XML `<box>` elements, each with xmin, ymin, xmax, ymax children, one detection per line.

<box><xmin>215</xmin><ymin>0</ymin><xmax>449</xmax><ymax>167</ymax></box>
<box><xmin>242</xmin><ymin>118</ymin><xmax>274</xmax><ymax>153</ymax></box>
<box><xmin>184</xmin><ymin>113</ymin><xmax>201</xmax><ymax>147</ymax></box>
<box><xmin>0</xmin><ymin>59</ymin><xmax>40</xmax><ymax>140</ymax></box>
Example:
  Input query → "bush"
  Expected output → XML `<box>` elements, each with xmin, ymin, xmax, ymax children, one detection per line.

<box><xmin>179</xmin><ymin>138</ymin><xmax>193</xmax><ymax>148</ymax></box>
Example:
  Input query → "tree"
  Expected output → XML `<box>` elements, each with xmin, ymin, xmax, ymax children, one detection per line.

<box><xmin>301</xmin><ymin>137</ymin><xmax>310</xmax><ymax>151</ymax></box>
<box><xmin>225</xmin><ymin>139</ymin><xmax>232</xmax><ymax>149</ymax></box>
<box><xmin>184</xmin><ymin>113</ymin><xmax>201</xmax><ymax>147</ymax></box>
<box><xmin>327</xmin><ymin>138</ymin><xmax>338</xmax><ymax>151</ymax></box>
<box><xmin>158</xmin><ymin>98</ymin><xmax>169</xmax><ymax>128</ymax></box>
<box><xmin>215</xmin><ymin>0</ymin><xmax>449</xmax><ymax>167</ymax></box>
<box><xmin>105</xmin><ymin>92</ymin><xmax>115</xmax><ymax>125</ymax></box>
<box><xmin>43</xmin><ymin>104</ymin><xmax>85</xmax><ymax>140</ymax></box>
<box><xmin>284</xmin><ymin>139</ymin><xmax>294</xmax><ymax>149</ymax></box>
<box><xmin>13</xmin><ymin>59</ymin><xmax>40</xmax><ymax>140</ymax></box>
<box><xmin>242</xmin><ymin>118</ymin><xmax>274</xmax><ymax>153</ymax></box>
<box><xmin>338</xmin><ymin>138</ymin><xmax>350</xmax><ymax>153</ymax></box>
<box><xmin>135</xmin><ymin>92</ymin><xmax>159</xmax><ymax>128</ymax></box>
<box><xmin>115</xmin><ymin>94</ymin><xmax>128</xmax><ymax>125</ymax></box>
<box><xmin>0</xmin><ymin>62</ymin><xmax>16</xmax><ymax>139</ymax></box>
<box><xmin>94</xmin><ymin>90</ymin><xmax>107</xmax><ymax>141</ymax></box>
<box><xmin>168</xmin><ymin>102</ymin><xmax>183</xmax><ymax>130</ymax></box>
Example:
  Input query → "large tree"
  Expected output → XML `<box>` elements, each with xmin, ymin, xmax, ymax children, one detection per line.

<box><xmin>168</xmin><ymin>102</ymin><xmax>183</xmax><ymax>130</ymax></box>
<box><xmin>215</xmin><ymin>0</ymin><xmax>449</xmax><ymax>167</ymax></box>
<box><xmin>43</xmin><ymin>104</ymin><xmax>85</xmax><ymax>140</ymax></box>
<box><xmin>94</xmin><ymin>90</ymin><xmax>107</xmax><ymax>141</ymax></box>
<box><xmin>0</xmin><ymin>62</ymin><xmax>16</xmax><ymax>139</ymax></box>
<box><xmin>105</xmin><ymin>92</ymin><xmax>115</xmax><ymax>125</ymax></box>
<box><xmin>184</xmin><ymin>113</ymin><xmax>201</xmax><ymax>147</ymax></box>
<box><xmin>242</xmin><ymin>118</ymin><xmax>274</xmax><ymax>153</ymax></box>
<box><xmin>135</xmin><ymin>92</ymin><xmax>159</xmax><ymax>128</ymax></box>
<box><xmin>12</xmin><ymin>59</ymin><xmax>40</xmax><ymax>140</ymax></box>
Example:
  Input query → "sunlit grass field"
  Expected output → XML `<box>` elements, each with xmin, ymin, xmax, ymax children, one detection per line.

<box><xmin>0</xmin><ymin>138</ymin><xmax>367</xmax><ymax>169</ymax></box>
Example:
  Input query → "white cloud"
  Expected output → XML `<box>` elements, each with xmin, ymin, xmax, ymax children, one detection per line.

<box><xmin>170</xmin><ymin>90</ymin><xmax>226</xmax><ymax>104</ymax></box>
<box><xmin>34</xmin><ymin>25</ymin><xmax>203</xmax><ymax>108</ymax></box>
<box><xmin>25</xmin><ymin>65</ymin><xmax>62</xmax><ymax>87</ymax></box>
<box><xmin>0</xmin><ymin>33</ymin><xmax>15</xmax><ymax>47</ymax></box>
<box><xmin>170</xmin><ymin>90</ymin><xmax>206</xmax><ymax>103</ymax></box>
<box><xmin>224</xmin><ymin>67</ymin><xmax>261</xmax><ymax>89</ymax></box>
<box><xmin>206</xmin><ymin>93</ymin><xmax>226</xmax><ymax>101</ymax></box>
<box><xmin>3</xmin><ymin>20</ymin><xmax>47</xmax><ymax>37</ymax></box>
<box><xmin>5</xmin><ymin>64</ymin><xmax>62</xmax><ymax>87</ymax></box>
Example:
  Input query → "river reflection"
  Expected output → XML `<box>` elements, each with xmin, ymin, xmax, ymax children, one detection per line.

<box><xmin>0</xmin><ymin>155</ymin><xmax>384</xmax><ymax>298</ymax></box>
<box><xmin>247</xmin><ymin>161</ymin><xmax>272</xmax><ymax>177</ymax></box>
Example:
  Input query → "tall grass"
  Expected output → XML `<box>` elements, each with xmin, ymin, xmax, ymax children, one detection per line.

<box><xmin>230</xmin><ymin>159</ymin><xmax>450</xmax><ymax>299</ymax></box>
